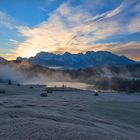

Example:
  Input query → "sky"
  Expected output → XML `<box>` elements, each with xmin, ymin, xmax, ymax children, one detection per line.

<box><xmin>0</xmin><ymin>0</ymin><xmax>140</xmax><ymax>61</ymax></box>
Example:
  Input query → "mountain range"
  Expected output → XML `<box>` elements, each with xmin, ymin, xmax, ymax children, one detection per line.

<box><xmin>16</xmin><ymin>51</ymin><xmax>139</xmax><ymax>69</ymax></box>
<box><xmin>0</xmin><ymin>57</ymin><xmax>7</xmax><ymax>63</ymax></box>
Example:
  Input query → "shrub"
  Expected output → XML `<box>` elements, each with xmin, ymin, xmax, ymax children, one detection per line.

<box><xmin>8</xmin><ymin>80</ymin><xmax>12</xmax><ymax>85</ymax></box>
<box><xmin>0</xmin><ymin>90</ymin><xmax>6</xmax><ymax>94</ymax></box>
<box><xmin>40</xmin><ymin>93</ymin><xmax>48</xmax><ymax>97</ymax></box>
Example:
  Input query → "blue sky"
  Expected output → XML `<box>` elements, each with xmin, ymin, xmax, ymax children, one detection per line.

<box><xmin>0</xmin><ymin>0</ymin><xmax>140</xmax><ymax>61</ymax></box>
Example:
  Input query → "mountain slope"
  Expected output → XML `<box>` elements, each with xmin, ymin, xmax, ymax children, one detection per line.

<box><xmin>0</xmin><ymin>57</ymin><xmax>7</xmax><ymax>63</ymax></box>
<box><xmin>16</xmin><ymin>51</ymin><xmax>139</xmax><ymax>69</ymax></box>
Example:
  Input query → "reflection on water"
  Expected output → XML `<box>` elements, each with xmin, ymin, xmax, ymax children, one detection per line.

<box><xmin>22</xmin><ymin>81</ymin><xmax>94</xmax><ymax>90</ymax></box>
<box><xmin>47</xmin><ymin>82</ymin><xmax>94</xmax><ymax>90</ymax></box>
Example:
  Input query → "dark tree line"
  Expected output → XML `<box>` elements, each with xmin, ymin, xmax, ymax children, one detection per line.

<box><xmin>95</xmin><ymin>77</ymin><xmax>140</xmax><ymax>92</ymax></box>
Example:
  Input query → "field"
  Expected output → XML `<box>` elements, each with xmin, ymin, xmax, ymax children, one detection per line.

<box><xmin>0</xmin><ymin>83</ymin><xmax>140</xmax><ymax>140</ymax></box>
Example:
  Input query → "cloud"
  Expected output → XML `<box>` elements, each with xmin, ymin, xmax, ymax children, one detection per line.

<box><xmin>53</xmin><ymin>41</ymin><xmax>140</xmax><ymax>61</ymax></box>
<box><xmin>2</xmin><ymin>0</ymin><xmax>140</xmax><ymax>61</ymax></box>
<box><xmin>0</xmin><ymin>11</ymin><xmax>16</xmax><ymax>29</ymax></box>
<box><xmin>9</xmin><ymin>39</ymin><xmax>19</xmax><ymax>45</ymax></box>
<box><xmin>89</xmin><ymin>42</ymin><xmax>140</xmax><ymax>61</ymax></box>
<box><xmin>11</xmin><ymin>2</ymin><xmax>124</xmax><ymax>58</ymax></box>
<box><xmin>128</xmin><ymin>15</ymin><xmax>140</xmax><ymax>33</ymax></box>
<box><xmin>127</xmin><ymin>1</ymin><xmax>140</xmax><ymax>33</ymax></box>
<box><xmin>106</xmin><ymin>0</ymin><xmax>127</xmax><ymax>18</ymax></box>
<box><xmin>111</xmin><ymin>42</ymin><xmax>140</xmax><ymax>61</ymax></box>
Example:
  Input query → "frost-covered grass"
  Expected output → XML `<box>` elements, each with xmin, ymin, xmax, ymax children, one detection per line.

<box><xmin>92</xmin><ymin>101</ymin><xmax>140</xmax><ymax>127</ymax></box>
<box><xmin>0</xmin><ymin>83</ymin><xmax>140</xmax><ymax>140</ymax></box>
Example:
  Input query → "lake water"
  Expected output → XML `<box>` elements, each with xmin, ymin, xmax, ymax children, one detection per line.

<box><xmin>46</xmin><ymin>82</ymin><xmax>94</xmax><ymax>90</ymax></box>
<box><xmin>23</xmin><ymin>81</ymin><xmax>94</xmax><ymax>90</ymax></box>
